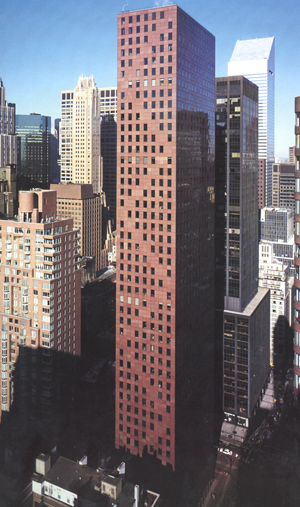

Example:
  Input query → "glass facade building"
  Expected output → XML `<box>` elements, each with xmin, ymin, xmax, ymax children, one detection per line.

<box><xmin>216</xmin><ymin>77</ymin><xmax>259</xmax><ymax>313</ymax></box>
<box><xmin>228</xmin><ymin>37</ymin><xmax>275</xmax><ymax>207</ymax></box>
<box><xmin>16</xmin><ymin>114</ymin><xmax>51</xmax><ymax>188</ymax></box>
<box><xmin>215</xmin><ymin>77</ymin><xmax>270</xmax><ymax>429</ymax></box>
<box><xmin>99</xmin><ymin>87</ymin><xmax>117</xmax><ymax>225</ymax></box>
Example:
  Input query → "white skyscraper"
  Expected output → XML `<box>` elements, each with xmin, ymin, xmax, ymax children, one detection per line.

<box><xmin>60</xmin><ymin>76</ymin><xmax>101</xmax><ymax>193</ymax></box>
<box><xmin>228</xmin><ymin>37</ymin><xmax>275</xmax><ymax>206</ymax></box>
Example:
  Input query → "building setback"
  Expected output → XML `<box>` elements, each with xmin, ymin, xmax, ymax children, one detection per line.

<box><xmin>115</xmin><ymin>6</ymin><xmax>215</xmax><ymax>471</ymax></box>
<box><xmin>51</xmin><ymin>183</ymin><xmax>103</xmax><ymax>273</ymax></box>
<box><xmin>228</xmin><ymin>37</ymin><xmax>275</xmax><ymax>207</ymax></box>
<box><xmin>60</xmin><ymin>76</ymin><xmax>102</xmax><ymax>194</ymax></box>
<box><xmin>0</xmin><ymin>189</ymin><xmax>81</xmax><ymax>417</ymax></box>
<box><xmin>215</xmin><ymin>77</ymin><xmax>270</xmax><ymax>431</ymax></box>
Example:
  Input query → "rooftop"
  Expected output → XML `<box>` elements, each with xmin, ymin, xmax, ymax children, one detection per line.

<box><xmin>32</xmin><ymin>456</ymin><xmax>160</xmax><ymax>507</ymax></box>
<box><xmin>230</xmin><ymin>37</ymin><xmax>274</xmax><ymax>62</ymax></box>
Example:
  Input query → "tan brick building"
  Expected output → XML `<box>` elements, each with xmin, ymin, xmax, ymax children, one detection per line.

<box><xmin>51</xmin><ymin>183</ymin><xmax>103</xmax><ymax>272</ymax></box>
<box><xmin>0</xmin><ymin>189</ymin><xmax>81</xmax><ymax>416</ymax></box>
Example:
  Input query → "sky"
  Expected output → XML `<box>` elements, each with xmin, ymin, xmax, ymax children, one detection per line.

<box><xmin>1</xmin><ymin>0</ymin><xmax>299</xmax><ymax>159</ymax></box>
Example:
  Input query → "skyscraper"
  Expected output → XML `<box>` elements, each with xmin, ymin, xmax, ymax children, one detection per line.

<box><xmin>293</xmin><ymin>97</ymin><xmax>300</xmax><ymax>401</ymax></box>
<box><xmin>60</xmin><ymin>76</ymin><xmax>101</xmax><ymax>194</ymax></box>
<box><xmin>99</xmin><ymin>87</ymin><xmax>117</xmax><ymax>225</ymax></box>
<box><xmin>215</xmin><ymin>77</ymin><xmax>270</xmax><ymax>432</ymax></box>
<box><xmin>0</xmin><ymin>78</ymin><xmax>18</xmax><ymax>168</ymax></box>
<box><xmin>0</xmin><ymin>189</ymin><xmax>81</xmax><ymax>417</ymax></box>
<box><xmin>115</xmin><ymin>6</ymin><xmax>215</xmax><ymax>471</ymax></box>
<box><xmin>16</xmin><ymin>113</ymin><xmax>51</xmax><ymax>188</ymax></box>
<box><xmin>228</xmin><ymin>37</ymin><xmax>275</xmax><ymax>207</ymax></box>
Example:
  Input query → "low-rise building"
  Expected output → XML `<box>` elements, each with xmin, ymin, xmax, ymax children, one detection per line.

<box><xmin>31</xmin><ymin>454</ymin><xmax>160</xmax><ymax>507</ymax></box>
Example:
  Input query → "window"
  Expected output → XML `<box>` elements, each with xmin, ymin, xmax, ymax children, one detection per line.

<box><xmin>160</xmin><ymin>34</ymin><xmax>164</xmax><ymax>41</ymax></box>
<box><xmin>168</xmin><ymin>21</ymin><xmax>172</xmax><ymax>29</ymax></box>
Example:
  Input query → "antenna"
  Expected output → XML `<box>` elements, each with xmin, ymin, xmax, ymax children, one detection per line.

<box><xmin>122</xmin><ymin>4</ymin><xmax>128</xmax><ymax>12</ymax></box>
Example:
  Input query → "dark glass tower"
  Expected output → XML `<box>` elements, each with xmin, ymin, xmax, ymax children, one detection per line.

<box><xmin>215</xmin><ymin>77</ymin><xmax>270</xmax><ymax>431</ymax></box>
<box><xmin>16</xmin><ymin>113</ymin><xmax>51</xmax><ymax>188</ymax></box>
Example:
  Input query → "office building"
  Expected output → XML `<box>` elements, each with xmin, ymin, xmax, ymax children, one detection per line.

<box><xmin>60</xmin><ymin>76</ymin><xmax>101</xmax><ymax>194</ymax></box>
<box><xmin>115</xmin><ymin>6</ymin><xmax>215</xmax><ymax>471</ymax></box>
<box><xmin>260</xmin><ymin>207</ymin><xmax>294</xmax><ymax>243</ymax></box>
<box><xmin>99</xmin><ymin>87</ymin><xmax>117</xmax><ymax>224</ymax></box>
<box><xmin>0</xmin><ymin>188</ymin><xmax>81</xmax><ymax>417</ymax></box>
<box><xmin>215</xmin><ymin>77</ymin><xmax>270</xmax><ymax>431</ymax></box>
<box><xmin>51</xmin><ymin>183</ymin><xmax>103</xmax><ymax>272</ymax></box>
<box><xmin>228</xmin><ymin>37</ymin><xmax>275</xmax><ymax>206</ymax></box>
<box><xmin>0</xmin><ymin>78</ymin><xmax>18</xmax><ymax>168</ymax></box>
<box><xmin>16</xmin><ymin>113</ymin><xmax>51</xmax><ymax>188</ymax></box>
<box><xmin>294</xmin><ymin>97</ymin><xmax>300</xmax><ymax>400</ymax></box>
<box><xmin>272</xmin><ymin>162</ymin><xmax>295</xmax><ymax>208</ymax></box>
<box><xmin>260</xmin><ymin>207</ymin><xmax>294</xmax><ymax>266</ymax></box>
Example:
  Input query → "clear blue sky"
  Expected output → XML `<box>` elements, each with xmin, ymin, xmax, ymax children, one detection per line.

<box><xmin>1</xmin><ymin>0</ymin><xmax>299</xmax><ymax>159</ymax></box>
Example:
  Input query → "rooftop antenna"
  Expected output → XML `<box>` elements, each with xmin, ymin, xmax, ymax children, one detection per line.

<box><xmin>122</xmin><ymin>4</ymin><xmax>128</xmax><ymax>12</ymax></box>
